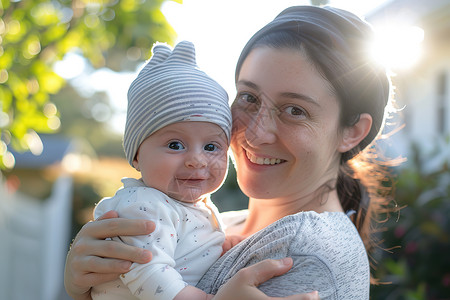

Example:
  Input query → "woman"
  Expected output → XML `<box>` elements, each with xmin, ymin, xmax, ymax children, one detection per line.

<box><xmin>65</xmin><ymin>6</ymin><xmax>393</xmax><ymax>299</ymax></box>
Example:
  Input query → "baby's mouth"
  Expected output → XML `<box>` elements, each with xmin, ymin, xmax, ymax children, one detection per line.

<box><xmin>177</xmin><ymin>178</ymin><xmax>206</xmax><ymax>183</ymax></box>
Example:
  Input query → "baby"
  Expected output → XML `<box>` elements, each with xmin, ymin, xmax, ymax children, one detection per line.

<box><xmin>92</xmin><ymin>41</ymin><xmax>233</xmax><ymax>300</ymax></box>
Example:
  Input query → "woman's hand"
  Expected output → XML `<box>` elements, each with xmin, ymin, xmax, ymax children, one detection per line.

<box><xmin>213</xmin><ymin>258</ymin><xmax>320</xmax><ymax>300</ymax></box>
<box><xmin>64</xmin><ymin>211</ymin><xmax>155</xmax><ymax>300</ymax></box>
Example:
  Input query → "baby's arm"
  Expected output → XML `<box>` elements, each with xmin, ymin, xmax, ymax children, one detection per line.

<box><xmin>222</xmin><ymin>235</ymin><xmax>245</xmax><ymax>255</ymax></box>
<box><xmin>173</xmin><ymin>286</ymin><xmax>213</xmax><ymax>300</ymax></box>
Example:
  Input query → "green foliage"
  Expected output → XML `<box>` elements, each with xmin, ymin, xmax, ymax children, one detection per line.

<box><xmin>0</xmin><ymin>0</ymin><xmax>178</xmax><ymax>170</ymax></box>
<box><xmin>371</xmin><ymin>143</ymin><xmax>450</xmax><ymax>299</ymax></box>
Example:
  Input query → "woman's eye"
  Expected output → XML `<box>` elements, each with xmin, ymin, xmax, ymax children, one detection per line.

<box><xmin>168</xmin><ymin>141</ymin><xmax>185</xmax><ymax>150</ymax></box>
<box><xmin>204</xmin><ymin>143</ymin><xmax>217</xmax><ymax>152</ymax></box>
<box><xmin>283</xmin><ymin>106</ymin><xmax>306</xmax><ymax>117</ymax></box>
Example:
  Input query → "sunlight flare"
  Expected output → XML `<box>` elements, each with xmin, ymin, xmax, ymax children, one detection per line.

<box><xmin>371</xmin><ymin>24</ymin><xmax>424</xmax><ymax>70</ymax></box>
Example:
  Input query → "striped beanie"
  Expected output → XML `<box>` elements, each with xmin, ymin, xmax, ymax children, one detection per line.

<box><xmin>124</xmin><ymin>40</ymin><xmax>231</xmax><ymax>167</ymax></box>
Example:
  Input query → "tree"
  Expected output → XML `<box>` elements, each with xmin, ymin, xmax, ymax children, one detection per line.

<box><xmin>0</xmin><ymin>0</ymin><xmax>178</xmax><ymax>170</ymax></box>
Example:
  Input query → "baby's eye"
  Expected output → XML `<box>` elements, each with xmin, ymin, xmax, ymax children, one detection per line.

<box><xmin>168</xmin><ymin>141</ymin><xmax>185</xmax><ymax>150</ymax></box>
<box><xmin>204</xmin><ymin>143</ymin><xmax>217</xmax><ymax>152</ymax></box>
<box><xmin>237</xmin><ymin>93</ymin><xmax>258</xmax><ymax>104</ymax></box>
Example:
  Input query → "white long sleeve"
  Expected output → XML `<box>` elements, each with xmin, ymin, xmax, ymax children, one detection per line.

<box><xmin>92</xmin><ymin>178</ymin><xmax>224</xmax><ymax>300</ymax></box>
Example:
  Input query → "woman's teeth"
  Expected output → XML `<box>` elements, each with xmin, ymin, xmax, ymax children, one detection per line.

<box><xmin>246</xmin><ymin>151</ymin><xmax>282</xmax><ymax>165</ymax></box>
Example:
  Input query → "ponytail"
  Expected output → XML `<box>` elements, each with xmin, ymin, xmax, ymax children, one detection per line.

<box><xmin>337</xmin><ymin>161</ymin><xmax>371</xmax><ymax>250</ymax></box>
<box><xmin>338</xmin><ymin>146</ymin><xmax>399</xmax><ymax>283</ymax></box>
<box><xmin>337</xmin><ymin>163</ymin><xmax>369</xmax><ymax>232</ymax></box>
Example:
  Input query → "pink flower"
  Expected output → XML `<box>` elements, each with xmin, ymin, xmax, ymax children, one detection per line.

<box><xmin>442</xmin><ymin>273</ymin><xmax>450</xmax><ymax>287</ymax></box>
<box><xmin>405</xmin><ymin>241</ymin><xmax>418</xmax><ymax>254</ymax></box>
<box><xmin>394</xmin><ymin>226</ymin><xmax>406</xmax><ymax>238</ymax></box>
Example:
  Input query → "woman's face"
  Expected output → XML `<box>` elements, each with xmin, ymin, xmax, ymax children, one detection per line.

<box><xmin>231</xmin><ymin>46</ymin><xmax>345</xmax><ymax>201</ymax></box>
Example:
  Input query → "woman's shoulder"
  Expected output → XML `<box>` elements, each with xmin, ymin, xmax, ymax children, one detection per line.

<box><xmin>293</xmin><ymin>211</ymin><xmax>356</xmax><ymax>229</ymax></box>
<box><xmin>279</xmin><ymin>211</ymin><xmax>365</xmax><ymax>252</ymax></box>
<box><xmin>246</xmin><ymin>211</ymin><xmax>368</xmax><ymax>275</ymax></box>
<box><xmin>219</xmin><ymin>211</ymin><xmax>363</xmax><ymax>260</ymax></box>
<box><xmin>265</xmin><ymin>211</ymin><xmax>356</xmax><ymax>236</ymax></box>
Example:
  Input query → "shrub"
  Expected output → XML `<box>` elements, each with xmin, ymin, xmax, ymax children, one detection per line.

<box><xmin>371</xmin><ymin>143</ymin><xmax>450</xmax><ymax>299</ymax></box>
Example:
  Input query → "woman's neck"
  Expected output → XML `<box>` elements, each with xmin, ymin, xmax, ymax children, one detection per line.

<box><xmin>239</xmin><ymin>189</ymin><xmax>344</xmax><ymax>237</ymax></box>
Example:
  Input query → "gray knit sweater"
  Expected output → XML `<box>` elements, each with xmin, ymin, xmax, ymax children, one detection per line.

<box><xmin>196</xmin><ymin>211</ymin><xmax>370</xmax><ymax>299</ymax></box>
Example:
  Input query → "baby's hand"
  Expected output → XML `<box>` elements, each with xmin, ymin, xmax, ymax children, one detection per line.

<box><xmin>221</xmin><ymin>235</ymin><xmax>244</xmax><ymax>255</ymax></box>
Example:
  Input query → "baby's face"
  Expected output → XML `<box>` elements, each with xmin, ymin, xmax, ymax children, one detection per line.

<box><xmin>133</xmin><ymin>121</ymin><xmax>229</xmax><ymax>203</ymax></box>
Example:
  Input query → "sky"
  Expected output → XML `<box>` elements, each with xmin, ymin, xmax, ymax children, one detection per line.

<box><xmin>160</xmin><ymin>0</ymin><xmax>391</xmax><ymax>96</ymax></box>
<box><xmin>59</xmin><ymin>0</ymin><xmax>399</xmax><ymax>133</ymax></box>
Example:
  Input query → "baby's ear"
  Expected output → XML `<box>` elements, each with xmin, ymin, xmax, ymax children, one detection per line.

<box><xmin>338</xmin><ymin>113</ymin><xmax>372</xmax><ymax>153</ymax></box>
<box><xmin>132</xmin><ymin>157</ymin><xmax>140</xmax><ymax>171</ymax></box>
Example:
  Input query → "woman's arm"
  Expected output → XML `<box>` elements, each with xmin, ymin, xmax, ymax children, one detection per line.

<box><xmin>173</xmin><ymin>259</ymin><xmax>319</xmax><ymax>300</ymax></box>
<box><xmin>214</xmin><ymin>258</ymin><xmax>319</xmax><ymax>300</ymax></box>
<box><xmin>64</xmin><ymin>211</ymin><xmax>154</xmax><ymax>300</ymax></box>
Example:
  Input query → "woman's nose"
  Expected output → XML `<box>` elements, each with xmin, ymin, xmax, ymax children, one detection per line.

<box><xmin>244</xmin><ymin>107</ymin><xmax>277</xmax><ymax>147</ymax></box>
<box><xmin>185</xmin><ymin>151</ymin><xmax>207</xmax><ymax>168</ymax></box>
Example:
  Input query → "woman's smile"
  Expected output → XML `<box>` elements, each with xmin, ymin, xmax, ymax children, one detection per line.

<box><xmin>245</xmin><ymin>149</ymin><xmax>285</xmax><ymax>165</ymax></box>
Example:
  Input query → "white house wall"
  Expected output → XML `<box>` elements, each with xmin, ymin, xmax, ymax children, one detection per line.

<box><xmin>367</xmin><ymin>0</ymin><xmax>450</xmax><ymax>171</ymax></box>
<box><xmin>405</xmin><ymin>46</ymin><xmax>450</xmax><ymax>147</ymax></box>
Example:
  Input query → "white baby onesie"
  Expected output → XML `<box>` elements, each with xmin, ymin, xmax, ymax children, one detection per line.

<box><xmin>91</xmin><ymin>178</ymin><xmax>225</xmax><ymax>300</ymax></box>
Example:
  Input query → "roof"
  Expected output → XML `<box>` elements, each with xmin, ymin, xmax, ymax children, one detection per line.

<box><xmin>9</xmin><ymin>134</ymin><xmax>76</xmax><ymax>169</ymax></box>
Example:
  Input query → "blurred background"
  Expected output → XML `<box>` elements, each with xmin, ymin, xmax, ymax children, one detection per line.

<box><xmin>0</xmin><ymin>0</ymin><xmax>449</xmax><ymax>299</ymax></box>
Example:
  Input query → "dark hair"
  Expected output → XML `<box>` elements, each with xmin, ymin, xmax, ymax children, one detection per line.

<box><xmin>235</xmin><ymin>6</ymin><xmax>396</xmax><ymax>281</ymax></box>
